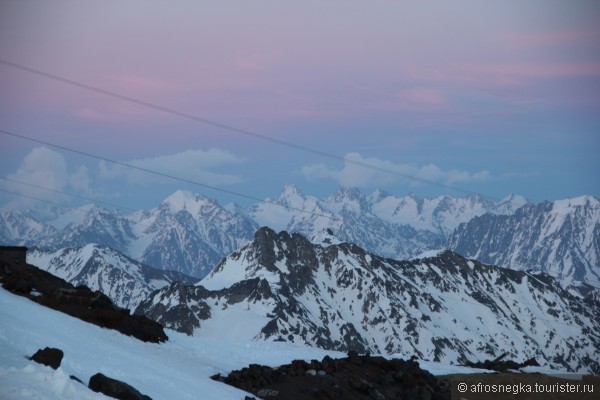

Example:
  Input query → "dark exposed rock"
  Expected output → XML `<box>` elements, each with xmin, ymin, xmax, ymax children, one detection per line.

<box><xmin>29</xmin><ymin>347</ymin><xmax>63</xmax><ymax>369</ymax></box>
<box><xmin>212</xmin><ymin>353</ymin><xmax>451</xmax><ymax>400</ymax></box>
<box><xmin>0</xmin><ymin>255</ymin><xmax>167</xmax><ymax>343</ymax></box>
<box><xmin>89</xmin><ymin>373</ymin><xmax>152</xmax><ymax>400</ymax></box>
<box><xmin>462</xmin><ymin>352</ymin><xmax>540</xmax><ymax>372</ymax></box>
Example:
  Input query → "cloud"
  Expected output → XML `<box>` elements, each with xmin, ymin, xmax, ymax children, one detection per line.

<box><xmin>98</xmin><ymin>148</ymin><xmax>245</xmax><ymax>186</ymax></box>
<box><xmin>300</xmin><ymin>152</ymin><xmax>491</xmax><ymax>188</ymax></box>
<box><xmin>2</xmin><ymin>147</ymin><xmax>93</xmax><ymax>208</ymax></box>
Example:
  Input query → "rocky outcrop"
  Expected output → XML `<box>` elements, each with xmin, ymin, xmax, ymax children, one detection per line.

<box><xmin>29</xmin><ymin>347</ymin><xmax>64</xmax><ymax>370</ymax></box>
<box><xmin>0</xmin><ymin>255</ymin><xmax>167</xmax><ymax>343</ymax></box>
<box><xmin>212</xmin><ymin>352</ymin><xmax>450</xmax><ymax>400</ymax></box>
<box><xmin>89</xmin><ymin>373</ymin><xmax>152</xmax><ymax>400</ymax></box>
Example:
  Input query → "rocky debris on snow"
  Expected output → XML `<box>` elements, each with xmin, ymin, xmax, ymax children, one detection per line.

<box><xmin>29</xmin><ymin>347</ymin><xmax>64</xmax><ymax>370</ymax></box>
<box><xmin>0</xmin><ymin>254</ymin><xmax>168</xmax><ymax>343</ymax></box>
<box><xmin>461</xmin><ymin>352</ymin><xmax>540</xmax><ymax>372</ymax></box>
<box><xmin>89</xmin><ymin>373</ymin><xmax>152</xmax><ymax>400</ymax></box>
<box><xmin>212</xmin><ymin>351</ymin><xmax>450</xmax><ymax>400</ymax></box>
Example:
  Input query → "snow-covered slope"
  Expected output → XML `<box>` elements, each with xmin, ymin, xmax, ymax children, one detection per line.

<box><xmin>369</xmin><ymin>192</ymin><xmax>526</xmax><ymax>237</ymax></box>
<box><xmin>136</xmin><ymin>227</ymin><xmax>600</xmax><ymax>373</ymax></box>
<box><xmin>448</xmin><ymin>195</ymin><xmax>600</xmax><ymax>291</ymax></box>
<box><xmin>0</xmin><ymin>287</ymin><xmax>352</xmax><ymax>400</ymax></box>
<box><xmin>27</xmin><ymin>244</ymin><xmax>196</xmax><ymax>310</ymax></box>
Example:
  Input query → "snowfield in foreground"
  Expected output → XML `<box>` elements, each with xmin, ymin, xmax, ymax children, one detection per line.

<box><xmin>0</xmin><ymin>288</ymin><xmax>567</xmax><ymax>400</ymax></box>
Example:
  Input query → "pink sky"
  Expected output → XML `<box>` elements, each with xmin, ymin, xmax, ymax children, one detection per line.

<box><xmin>0</xmin><ymin>1</ymin><xmax>598</xmax><ymax>207</ymax></box>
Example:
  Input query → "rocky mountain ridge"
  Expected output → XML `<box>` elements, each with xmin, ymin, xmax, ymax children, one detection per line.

<box><xmin>448</xmin><ymin>195</ymin><xmax>600</xmax><ymax>294</ymax></box>
<box><xmin>27</xmin><ymin>244</ymin><xmax>197</xmax><ymax>310</ymax></box>
<box><xmin>135</xmin><ymin>227</ymin><xmax>600</xmax><ymax>373</ymax></box>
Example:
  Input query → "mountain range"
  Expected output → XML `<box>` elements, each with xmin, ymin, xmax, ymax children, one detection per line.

<box><xmin>1</xmin><ymin>186</ymin><xmax>598</xmax><ymax>294</ymax></box>
<box><xmin>2</xmin><ymin>186</ymin><xmax>529</xmax><ymax>275</ymax></box>
<box><xmin>135</xmin><ymin>227</ymin><xmax>600</xmax><ymax>373</ymax></box>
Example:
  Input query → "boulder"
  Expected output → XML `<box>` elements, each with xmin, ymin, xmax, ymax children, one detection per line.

<box><xmin>89</xmin><ymin>373</ymin><xmax>152</xmax><ymax>400</ymax></box>
<box><xmin>29</xmin><ymin>347</ymin><xmax>63</xmax><ymax>370</ymax></box>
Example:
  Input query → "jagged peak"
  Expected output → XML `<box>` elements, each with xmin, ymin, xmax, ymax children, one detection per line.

<box><xmin>498</xmin><ymin>193</ymin><xmax>528</xmax><ymax>204</ymax></box>
<box><xmin>280</xmin><ymin>183</ymin><xmax>304</xmax><ymax>195</ymax></box>
<box><xmin>325</xmin><ymin>187</ymin><xmax>368</xmax><ymax>210</ymax></box>
<box><xmin>495</xmin><ymin>194</ymin><xmax>529</xmax><ymax>213</ymax></box>
<box><xmin>277</xmin><ymin>184</ymin><xmax>307</xmax><ymax>204</ymax></box>
<box><xmin>161</xmin><ymin>190</ymin><xmax>219</xmax><ymax>213</ymax></box>
<box><xmin>367</xmin><ymin>188</ymin><xmax>392</xmax><ymax>203</ymax></box>
<box><xmin>552</xmin><ymin>195</ymin><xmax>600</xmax><ymax>213</ymax></box>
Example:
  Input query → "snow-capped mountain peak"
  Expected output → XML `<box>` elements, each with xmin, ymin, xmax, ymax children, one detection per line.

<box><xmin>279</xmin><ymin>183</ymin><xmax>306</xmax><ymax>201</ymax></box>
<box><xmin>161</xmin><ymin>190</ymin><xmax>218</xmax><ymax>214</ymax></box>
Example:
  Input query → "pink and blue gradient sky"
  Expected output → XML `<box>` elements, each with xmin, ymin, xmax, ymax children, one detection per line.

<box><xmin>1</xmin><ymin>1</ymin><xmax>599</xmax><ymax>210</ymax></box>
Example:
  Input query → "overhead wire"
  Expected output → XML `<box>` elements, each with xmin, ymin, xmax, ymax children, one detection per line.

<box><xmin>0</xmin><ymin>176</ymin><xmax>138</xmax><ymax>213</ymax></box>
<box><xmin>0</xmin><ymin>128</ymin><xmax>342</xmax><ymax>223</ymax></box>
<box><xmin>0</xmin><ymin>58</ymin><xmax>500</xmax><ymax>201</ymax></box>
<box><xmin>0</xmin><ymin>188</ymin><xmax>95</xmax><ymax>213</ymax></box>
<box><xmin>0</xmin><ymin>181</ymin><xmax>165</xmax><ymax>233</ymax></box>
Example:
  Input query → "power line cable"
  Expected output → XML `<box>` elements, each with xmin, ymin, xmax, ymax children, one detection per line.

<box><xmin>0</xmin><ymin>188</ymin><xmax>92</xmax><ymax>212</ymax></box>
<box><xmin>0</xmin><ymin>128</ymin><xmax>342</xmax><ymax>222</ymax></box>
<box><xmin>0</xmin><ymin>179</ymin><xmax>169</xmax><ymax>232</ymax></box>
<box><xmin>0</xmin><ymin>58</ymin><xmax>500</xmax><ymax>201</ymax></box>
<box><xmin>0</xmin><ymin>176</ymin><xmax>137</xmax><ymax>213</ymax></box>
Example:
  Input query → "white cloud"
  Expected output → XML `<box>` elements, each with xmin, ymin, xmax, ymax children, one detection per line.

<box><xmin>300</xmin><ymin>152</ymin><xmax>491</xmax><ymax>188</ymax></box>
<box><xmin>98</xmin><ymin>148</ymin><xmax>245</xmax><ymax>186</ymax></box>
<box><xmin>2</xmin><ymin>147</ymin><xmax>93</xmax><ymax>208</ymax></box>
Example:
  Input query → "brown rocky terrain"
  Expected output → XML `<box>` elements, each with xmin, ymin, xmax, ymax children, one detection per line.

<box><xmin>0</xmin><ymin>254</ymin><xmax>167</xmax><ymax>343</ymax></box>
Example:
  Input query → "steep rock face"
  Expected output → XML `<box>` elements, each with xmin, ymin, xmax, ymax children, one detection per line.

<box><xmin>448</xmin><ymin>195</ymin><xmax>600</xmax><ymax>291</ymax></box>
<box><xmin>28</xmin><ymin>244</ymin><xmax>196</xmax><ymax>310</ymax></box>
<box><xmin>135</xmin><ymin>227</ymin><xmax>600</xmax><ymax>373</ymax></box>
